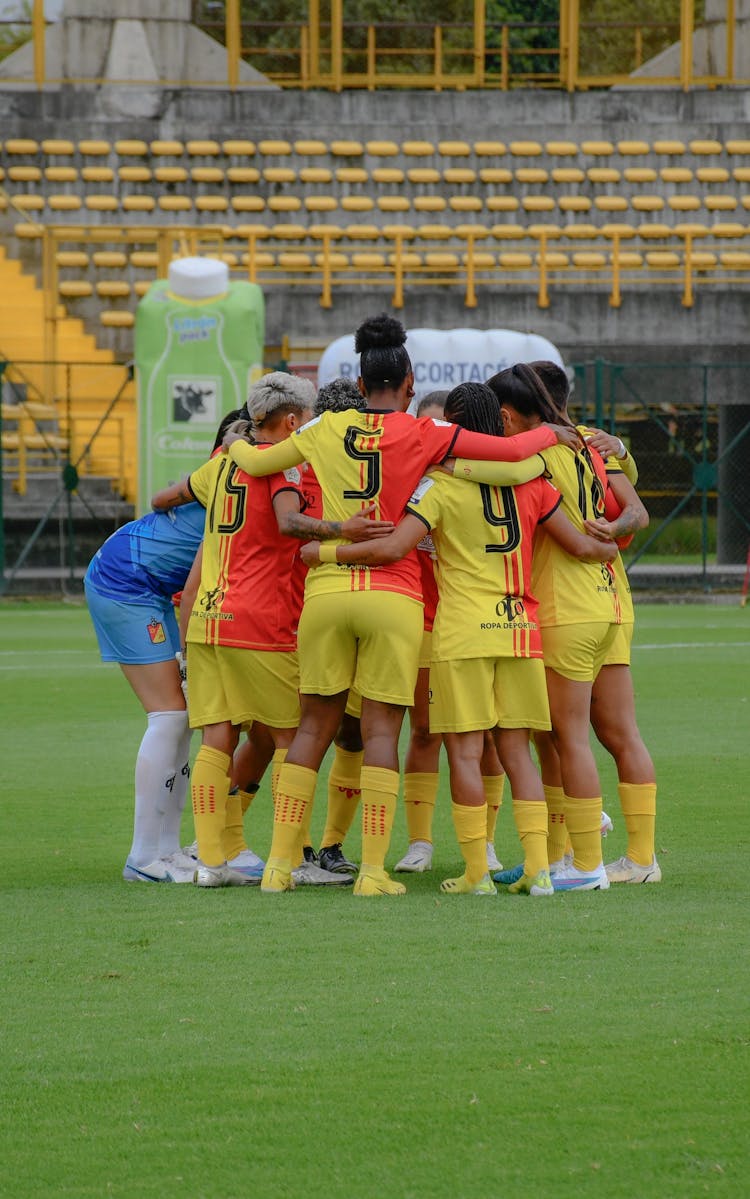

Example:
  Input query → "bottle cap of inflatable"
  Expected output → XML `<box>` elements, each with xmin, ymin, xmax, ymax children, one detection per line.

<box><xmin>168</xmin><ymin>257</ymin><xmax>229</xmax><ymax>300</ymax></box>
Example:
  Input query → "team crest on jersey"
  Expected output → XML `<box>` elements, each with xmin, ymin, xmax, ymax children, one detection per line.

<box><xmin>147</xmin><ymin>618</ymin><xmax>166</xmax><ymax>644</ymax></box>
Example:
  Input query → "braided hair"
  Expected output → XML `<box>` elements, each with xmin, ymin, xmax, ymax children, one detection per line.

<box><xmin>444</xmin><ymin>381</ymin><xmax>502</xmax><ymax>437</ymax></box>
<box><xmin>487</xmin><ymin>362</ymin><xmax>573</xmax><ymax>427</ymax></box>
<box><xmin>354</xmin><ymin>313</ymin><xmax>412</xmax><ymax>394</ymax></box>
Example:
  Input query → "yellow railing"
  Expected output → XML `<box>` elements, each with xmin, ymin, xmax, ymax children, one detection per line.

<box><xmin>1</xmin><ymin>1</ymin><xmax>743</xmax><ymax>91</ymax></box>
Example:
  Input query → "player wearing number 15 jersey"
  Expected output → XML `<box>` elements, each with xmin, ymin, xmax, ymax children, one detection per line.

<box><xmin>224</xmin><ymin>314</ymin><xmax>581</xmax><ymax>897</ymax></box>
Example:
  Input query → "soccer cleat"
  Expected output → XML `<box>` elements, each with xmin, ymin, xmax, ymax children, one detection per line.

<box><xmin>123</xmin><ymin>855</ymin><xmax>194</xmax><ymax>883</ymax></box>
<box><xmin>193</xmin><ymin>862</ymin><xmax>255</xmax><ymax>887</ymax></box>
<box><xmin>394</xmin><ymin>840</ymin><xmax>433</xmax><ymax>873</ymax></box>
<box><xmin>486</xmin><ymin>842</ymin><xmax>503</xmax><ymax>872</ymax></box>
<box><xmin>493</xmin><ymin>862</ymin><xmax>523</xmax><ymax>885</ymax></box>
<box><xmin>549</xmin><ymin>854</ymin><xmax>572</xmax><ymax>874</ymax></box>
<box><xmin>440</xmin><ymin>872</ymin><xmax>497</xmax><ymax>897</ymax></box>
<box><xmin>181</xmin><ymin>840</ymin><xmax>199</xmax><ymax>860</ymax></box>
<box><xmin>260</xmin><ymin>858</ymin><xmax>295</xmax><ymax>893</ymax></box>
<box><xmin>353</xmin><ymin>867</ymin><xmax>406</xmax><ymax>896</ymax></box>
<box><xmin>227</xmin><ymin>847</ymin><xmax>265</xmax><ymax>883</ymax></box>
<box><xmin>508</xmin><ymin>868</ymin><xmax>554</xmax><ymax>897</ymax></box>
<box><xmin>601</xmin><ymin>810</ymin><xmax>614</xmax><ymax>837</ymax></box>
<box><xmin>605</xmin><ymin>855</ymin><xmax>662</xmax><ymax>884</ymax></box>
<box><xmin>551</xmin><ymin>862</ymin><xmax>610</xmax><ymax>891</ymax></box>
<box><xmin>291</xmin><ymin>860</ymin><xmax>354</xmax><ymax>886</ymax></box>
<box><xmin>318</xmin><ymin>842</ymin><xmax>358</xmax><ymax>875</ymax></box>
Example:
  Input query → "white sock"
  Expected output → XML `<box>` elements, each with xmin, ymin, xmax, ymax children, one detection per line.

<box><xmin>129</xmin><ymin>710</ymin><xmax>190</xmax><ymax>866</ymax></box>
<box><xmin>158</xmin><ymin>716</ymin><xmax>192</xmax><ymax>856</ymax></box>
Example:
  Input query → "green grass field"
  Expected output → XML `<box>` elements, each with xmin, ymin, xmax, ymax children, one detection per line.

<box><xmin>1</xmin><ymin>601</ymin><xmax>748</xmax><ymax>1199</ymax></box>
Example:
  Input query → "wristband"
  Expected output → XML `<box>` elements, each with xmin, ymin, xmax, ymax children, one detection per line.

<box><xmin>318</xmin><ymin>543</ymin><xmax>338</xmax><ymax>563</ymax></box>
<box><xmin>616</xmin><ymin>438</ymin><xmax>627</xmax><ymax>459</ymax></box>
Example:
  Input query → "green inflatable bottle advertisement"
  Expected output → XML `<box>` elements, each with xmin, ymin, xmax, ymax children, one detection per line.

<box><xmin>135</xmin><ymin>257</ymin><xmax>265</xmax><ymax>511</ymax></box>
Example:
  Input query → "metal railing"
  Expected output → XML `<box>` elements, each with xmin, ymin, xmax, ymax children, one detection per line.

<box><xmin>1</xmin><ymin>1</ymin><xmax>742</xmax><ymax>91</ymax></box>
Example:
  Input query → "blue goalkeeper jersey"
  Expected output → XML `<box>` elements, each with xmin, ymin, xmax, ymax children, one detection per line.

<box><xmin>85</xmin><ymin>503</ymin><xmax>205</xmax><ymax>603</ymax></box>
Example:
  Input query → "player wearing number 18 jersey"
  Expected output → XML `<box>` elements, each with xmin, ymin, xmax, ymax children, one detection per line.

<box><xmin>225</xmin><ymin>314</ymin><xmax>579</xmax><ymax>896</ymax></box>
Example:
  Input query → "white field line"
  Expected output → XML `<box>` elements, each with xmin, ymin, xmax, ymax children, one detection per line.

<box><xmin>633</xmin><ymin>641</ymin><xmax>750</xmax><ymax>651</ymax></box>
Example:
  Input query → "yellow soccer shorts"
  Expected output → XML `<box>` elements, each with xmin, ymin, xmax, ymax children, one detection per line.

<box><xmin>541</xmin><ymin>621</ymin><xmax>619</xmax><ymax>683</ymax></box>
<box><xmin>600</xmin><ymin>621</ymin><xmax>633</xmax><ymax>668</ymax></box>
<box><xmin>187</xmin><ymin>643</ymin><xmax>300</xmax><ymax>730</ymax></box>
<box><xmin>429</xmin><ymin>655</ymin><xmax>551</xmax><ymax>734</ymax></box>
<box><xmin>345</xmin><ymin>689</ymin><xmax>362</xmax><ymax>719</ymax></box>
<box><xmin>418</xmin><ymin>627</ymin><xmax>433</xmax><ymax>671</ymax></box>
<box><xmin>297</xmin><ymin>590</ymin><xmax>423</xmax><ymax>707</ymax></box>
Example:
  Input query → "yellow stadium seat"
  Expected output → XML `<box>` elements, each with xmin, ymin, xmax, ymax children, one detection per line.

<box><xmin>587</xmin><ymin>167</ymin><xmax>620</xmax><ymax>183</ymax></box>
<box><xmin>522</xmin><ymin>196</ymin><xmax>555</xmax><ymax>212</ymax></box>
<box><xmin>227</xmin><ymin>167</ymin><xmax>260</xmax><ymax>184</ymax></box>
<box><xmin>372</xmin><ymin>167</ymin><xmax>404</xmax><ymax>184</ymax></box>
<box><xmin>277</xmin><ymin>252</ymin><xmax>313</xmax><ymax>269</ymax></box>
<box><xmin>387</xmin><ymin>251</ymin><xmax>421</xmax><ymax>268</ymax></box>
<box><xmin>258</xmin><ymin>140</ymin><xmax>292</xmax><ymax>155</ymax></box>
<box><xmin>499</xmin><ymin>252</ymin><xmax>533</xmax><ymax>268</ymax></box>
<box><xmin>130</xmin><ymin>251</ymin><xmax>159</xmax><ymax>268</ymax></box>
<box><xmin>305</xmin><ymin>196</ymin><xmax>338</xmax><ymax>212</ymax></box>
<box><xmin>515</xmin><ymin>168</ymin><xmax>549</xmax><ymax>184</ymax></box>
<box><xmin>45</xmin><ymin>166</ymin><xmax>78</xmax><ymax>182</ymax></box>
<box><xmin>689</xmin><ymin>140</ymin><xmax>722</xmax><ymax>155</ymax></box>
<box><xmin>732</xmin><ymin>167</ymin><xmax>750</xmax><ymax>183</ymax></box>
<box><xmin>115</xmin><ymin>140</ymin><xmax>148</xmax><ymax>156</ymax></box>
<box><xmin>413</xmin><ymin>196</ymin><xmax>447</xmax><ymax>212</ymax></box>
<box><xmin>624</xmin><ymin>167</ymin><xmax>657</xmax><ymax>183</ymax></box>
<box><xmin>582</xmin><ymin>141</ymin><xmax>614</xmax><ymax>156</ymax></box>
<box><xmin>366</xmin><ymin>141</ymin><xmax>399</xmax><ymax>157</ymax></box>
<box><xmin>558</xmin><ymin>196</ymin><xmax>592</xmax><ymax>212</ymax></box>
<box><xmin>242</xmin><ymin>251</ymin><xmax>275</xmax><ymax>269</ymax></box>
<box><xmin>314</xmin><ymin>252</ymin><xmax>349</xmax><ymax>269</ymax></box>
<box><xmin>343</xmin><ymin>224</ymin><xmax>381</xmax><ymax>241</ymax></box>
<box><xmin>601</xmin><ymin>222</ymin><xmax>637</xmax><ymax>238</ymax></box>
<box><xmin>48</xmin><ymin>195</ymin><xmax>82</xmax><ymax>211</ymax></box>
<box><xmin>13</xmin><ymin>195</ymin><xmax>44</xmax><ymax>210</ymax></box>
<box><xmin>449</xmin><ymin>196</ymin><xmax>483</xmax><ymax>213</ymax></box>
<box><xmin>352</xmin><ymin>252</ymin><xmax>387</xmax><ymax>268</ymax></box>
<box><xmin>660</xmin><ymin>167</ymin><xmax>693</xmax><ymax>182</ymax></box>
<box><xmin>222</xmin><ymin>140</ymin><xmax>256</xmax><ymax>156</ymax></box>
<box><xmin>668</xmin><ymin>195</ymin><xmax>701</xmax><ymax>211</ymax></box>
<box><xmin>742</xmin><ymin>196</ymin><xmax>750</xmax><ymax>210</ymax></box>
<box><xmin>444</xmin><ymin>168</ymin><xmax>476</xmax><ymax>184</ymax></box>
<box><xmin>631</xmin><ymin>195</ymin><xmax>665</xmax><ymax>212</ymax></box>
<box><xmin>268</xmin><ymin>195</ymin><xmax>302</xmax><ymax>212</ymax></box>
<box><xmin>510</xmin><ymin>141</ymin><xmax>542</xmax><ymax>157</ymax></box>
<box><xmin>653</xmin><ymin>140</ymin><xmax>685</xmax><ymax>155</ymax></box>
<box><xmin>536</xmin><ymin>252</ymin><xmax>569</xmax><ymax>268</ymax></box>
<box><xmin>572</xmin><ymin>252</ymin><xmax>607</xmax><ymax>268</ymax></box>
<box><xmin>300</xmin><ymin>167</ymin><xmax>333</xmax><ymax>183</ymax></box>
<box><xmin>134</xmin><ymin>281</ymin><xmax>152</xmax><ymax>296</ymax></box>
<box><xmin>336</xmin><ymin>167</ymin><xmax>368</xmax><ymax>184</ymax></box>
<box><xmin>263</xmin><ymin>167</ymin><xmax>296</xmax><ymax>183</ymax></box>
<box><xmin>462</xmin><ymin>252</ymin><xmax>496</xmax><ymax>269</ymax></box>
<box><xmin>56</xmin><ymin>251</ymin><xmax>89</xmax><ymax>267</ymax></box>
<box><xmin>81</xmin><ymin>166</ymin><xmax>114</xmax><ymax>182</ymax></box>
<box><xmin>673</xmin><ymin>222</ymin><xmax>709</xmax><ymax>237</ymax></box>
<box><xmin>646</xmin><ymin>251</ymin><xmax>680</xmax><ymax>268</ymax></box>
<box><xmin>377</xmin><ymin>196</ymin><xmax>410</xmax><ymax>212</ymax></box>
<box><xmin>705</xmin><ymin>195</ymin><xmax>737</xmax><ymax>211</ymax></box>
<box><xmin>561</xmin><ymin>223</ymin><xmax>600</xmax><ymax>239</ymax></box>
<box><xmin>14</xmin><ymin>222</ymin><xmax>43</xmax><ymax>238</ymax></box>
<box><xmin>725</xmin><ymin>140</ymin><xmax>750</xmax><ymax>155</ymax></box>
<box><xmin>192</xmin><ymin>167</ymin><xmax>225</xmax><ymax>183</ymax></box>
<box><xmin>382</xmin><ymin>223</ymin><xmax>416</xmax><ymax>241</ymax></box>
<box><xmin>8</xmin><ymin>166</ymin><xmax>41</xmax><ymax>182</ymax></box>
<box><xmin>708</xmin><ymin>222</ymin><xmax>745</xmax><ymax>237</ymax></box>
<box><xmin>553</xmin><ymin>167</ymin><xmax>585</xmax><ymax>183</ymax></box>
<box><xmin>610</xmin><ymin>252</ymin><xmax>643</xmax><ymax>267</ymax></box>
<box><xmin>101</xmin><ymin>311</ymin><xmax>135</xmax><ymax>328</ymax></box>
<box><xmin>638</xmin><ymin>223</ymin><xmax>672</xmax><ymax>238</ymax></box>
<box><xmin>402</xmin><ymin>142</ymin><xmax>435</xmax><ymax>157</ymax></box>
<box><xmin>92</xmin><ymin>251</ymin><xmax>127</xmax><ymax>268</ymax></box>
<box><xmin>490</xmin><ymin>224</ymin><xmax>525</xmax><ymax>240</ymax></box>
<box><xmin>96</xmin><ymin>281</ymin><xmax>131</xmax><ymax>298</ymax></box>
<box><xmin>415</xmin><ymin>224</ymin><xmax>450</xmax><ymax>240</ymax></box>
<box><xmin>527</xmin><ymin>224</ymin><xmax>562</xmax><ymax>239</ymax></box>
<box><xmin>424</xmin><ymin>252</ymin><xmax>460</xmax><ymax>269</ymax></box>
<box><xmin>78</xmin><ymin>140</ymin><xmax>111</xmax><ymax>156</ymax></box>
<box><xmin>687</xmin><ymin>252</ymin><xmax>718</xmax><ymax>268</ymax></box>
<box><xmin>479</xmin><ymin>168</ymin><xmax>513</xmax><ymax>184</ymax></box>
<box><xmin>546</xmin><ymin>141</ymin><xmax>578</xmax><ymax>156</ymax></box>
<box><xmin>720</xmin><ymin>251</ymin><xmax>750</xmax><ymax>267</ymax></box>
<box><xmin>41</xmin><ymin>139</ymin><xmax>74</xmax><ymax>155</ymax></box>
<box><xmin>438</xmin><ymin>141</ymin><xmax>471</xmax><ymax>157</ymax></box>
<box><xmin>617</xmin><ymin>141</ymin><xmax>649</xmax><ymax>155</ymax></box>
<box><xmin>187</xmin><ymin>140</ymin><xmax>220</xmax><ymax>156</ymax></box>
<box><xmin>486</xmin><ymin>196</ymin><xmax>520</xmax><ymax>212</ymax></box>
<box><xmin>408</xmin><ymin>167</ymin><xmax>441</xmax><ymax>184</ymax></box>
<box><xmin>119</xmin><ymin>166</ymin><xmax>152</xmax><ymax>183</ymax></box>
<box><xmin>231</xmin><ymin>196</ymin><xmax>266</xmax><ymax>212</ymax></box>
<box><xmin>696</xmin><ymin>167</ymin><xmax>730</xmax><ymax>183</ymax></box>
<box><xmin>272</xmin><ymin>222</ymin><xmax>308</xmax><ymax>239</ymax></box>
<box><xmin>84</xmin><ymin>195</ymin><xmax>119</xmax><ymax>212</ymax></box>
<box><xmin>59</xmin><ymin>281</ymin><xmax>93</xmax><ymax>298</ymax></box>
<box><xmin>155</xmin><ymin>166</ymin><xmax>188</xmax><ymax>183</ymax></box>
<box><xmin>330</xmin><ymin>141</ymin><xmax>364</xmax><ymax>157</ymax></box>
<box><xmin>474</xmin><ymin>141</ymin><xmax>506</xmax><ymax>156</ymax></box>
<box><xmin>196</xmin><ymin>196</ymin><xmax>229</xmax><ymax>212</ymax></box>
<box><xmin>6</xmin><ymin>139</ymin><xmax>39</xmax><ymax>154</ymax></box>
<box><xmin>158</xmin><ymin>195</ymin><xmax>193</xmax><ymax>212</ymax></box>
<box><xmin>341</xmin><ymin>196</ymin><xmax>375</xmax><ymax>212</ymax></box>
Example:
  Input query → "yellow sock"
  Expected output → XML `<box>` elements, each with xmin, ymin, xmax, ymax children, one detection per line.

<box><xmin>222</xmin><ymin>787</ymin><xmax>247</xmax><ymax>862</ymax></box>
<box><xmin>564</xmin><ymin>796</ymin><xmax>603</xmax><ymax>872</ymax></box>
<box><xmin>451</xmin><ymin>802</ymin><xmax>489</xmax><ymax>885</ymax></box>
<box><xmin>619</xmin><ymin>782</ymin><xmax>657</xmax><ymax>866</ymax></box>
<box><xmin>271</xmin><ymin>748</ymin><xmax>288</xmax><ymax>802</ymax></box>
<box><xmin>191</xmin><ymin>746</ymin><xmax>231</xmax><ymax>867</ymax></box>
<box><xmin>483</xmin><ymin>773</ymin><xmax>505</xmax><ymax>844</ymax></box>
<box><xmin>322</xmin><ymin>746</ymin><xmax>363</xmax><ymax>846</ymax></box>
<box><xmin>512</xmin><ymin>800</ymin><xmax>549</xmax><ymax>878</ymax></box>
<box><xmin>360</xmin><ymin>766</ymin><xmax>399</xmax><ymax>871</ymax></box>
<box><xmin>239</xmin><ymin>784</ymin><xmax>259</xmax><ymax>814</ymax></box>
<box><xmin>294</xmin><ymin>796</ymin><xmax>315</xmax><ymax>869</ymax></box>
<box><xmin>403</xmin><ymin>772</ymin><xmax>439</xmax><ymax>844</ymax></box>
<box><xmin>268</xmin><ymin>762</ymin><xmax>317</xmax><ymax>869</ymax></box>
<box><xmin>544</xmin><ymin>784</ymin><xmax>567</xmax><ymax>864</ymax></box>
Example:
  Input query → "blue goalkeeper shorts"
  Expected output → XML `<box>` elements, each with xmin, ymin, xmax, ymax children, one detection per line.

<box><xmin>85</xmin><ymin>579</ymin><xmax>180</xmax><ymax>665</ymax></box>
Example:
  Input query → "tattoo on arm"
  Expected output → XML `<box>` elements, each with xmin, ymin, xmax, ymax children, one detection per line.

<box><xmin>283</xmin><ymin>513</ymin><xmax>343</xmax><ymax>541</ymax></box>
<box><xmin>610</xmin><ymin>505</ymin><xmax>643</xmax><ymax>539</ymax></box>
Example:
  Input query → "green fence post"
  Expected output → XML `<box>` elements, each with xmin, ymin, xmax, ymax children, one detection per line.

<box><xmin>0</xmin><ymin>360</ymin><xmax>6</xmax><ymax>581</ymax></box>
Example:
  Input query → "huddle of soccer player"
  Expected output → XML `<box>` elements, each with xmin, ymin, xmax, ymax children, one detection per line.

<box><xmin>86</xmin><ymin>311</ymin><xmax>660</xmax><ymax>895</ymax></box>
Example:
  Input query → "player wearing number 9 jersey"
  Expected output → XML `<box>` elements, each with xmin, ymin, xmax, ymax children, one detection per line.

<box><xmin>224</xmin><ymin>314</ymin><xmax>581</xmax><ymax>897</ymax></box>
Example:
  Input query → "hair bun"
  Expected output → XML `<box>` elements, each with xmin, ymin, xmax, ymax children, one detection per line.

<box><xmin>355</xmin><ymin>312</ymin><xmax>407</xmax><ymax>354</ymax></box>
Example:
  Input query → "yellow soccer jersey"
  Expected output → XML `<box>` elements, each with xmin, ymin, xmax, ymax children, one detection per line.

<box><xmin>578</xmin><ymin>427</ymin><xmax>635</xmax><ymax>624</ymax></box>
<box><xmin>406</xmin><ymin>470</ymin><xmax>561</xmax><ymax>661</ymax></box>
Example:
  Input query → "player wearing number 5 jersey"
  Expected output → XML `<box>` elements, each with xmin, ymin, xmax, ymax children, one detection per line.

<box><xmin>224</xmin><ymin>314</ymin><xmax>581</xmax><ymax>896</ymax></box>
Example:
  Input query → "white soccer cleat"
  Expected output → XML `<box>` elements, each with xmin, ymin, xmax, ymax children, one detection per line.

<box><xmin>601</xmin><ymin>811</ymin><xmax>614</xmax><ymax>837</ymax></box>
<box><xmin>605</xmin><ymin>855</ymin><xmax>662</xmax><ymax>884</ymax></box>
<box><xmin>123</xmin><ymin>855</ymin><xmax>194</xmax><ymax>883</ymax></box>
<box><xmin>486</xmin><ymin>842</ymin><xmax>503</xmax><ymax>872</ymax></box>
<box><xmin>551</xmin><ymin>862</ymin><xmax>610</xmax><ymax>892</ymax></box>
<box><xmin>163</xmin><ymin>849</ymin><xmax>201</xmax><ymax>874</ymax></box>
<box><xmin>181</xmin><ymin>840</ymin><xmax>199</xmax><ymax>860</ymax></box>
<box><xmin>394</xmin><ymin>841</ymin><xmax>433</xmax><ymax>872</ymax></box>
<box><xmin>227</xmin><ymin>847</ymin><xmax>265</xmax><ymax>882</ymax></box>
<box><xmin>193</xmin><ymin>863</ymin><xmax>255</xmax><ymax>887</ymax></box>
<box><xmin>290</xmin><ymin>861</ymin><xmax>353</xmax><ymax>886</ymax></box>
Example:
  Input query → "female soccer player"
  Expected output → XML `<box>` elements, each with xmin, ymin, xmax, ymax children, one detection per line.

<box><xmin>223</xmin><ymin>314</ymin><xmax>582</xmax><ymax>896</ymax></box>
<box><xmin>84</xmin><ymin>410</ymin><xmax>243</xmax><ymax>883</ymax></box>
